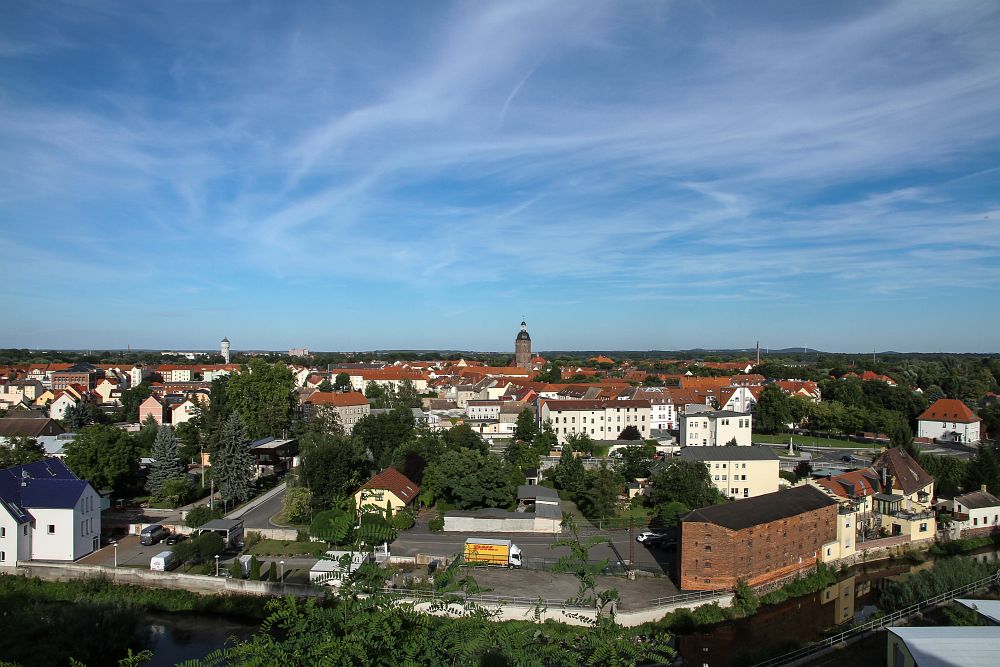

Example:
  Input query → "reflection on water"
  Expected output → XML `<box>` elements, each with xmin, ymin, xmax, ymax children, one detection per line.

<box><xmin>676</xmin><ymin>547</ymin><xmax>999</xmax><ymax>667</ymax></box>
<box><xmin>139</xmin><ymin>613</ymin><xmax>257</xmax><ymax>667</ymax></box>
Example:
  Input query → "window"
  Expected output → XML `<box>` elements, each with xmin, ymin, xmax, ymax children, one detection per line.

<box><xmin>0</xmin><ymin>551</ymin><xmax>4</xmax><ymax>562</ymax></box>
<box><xmin>47</xmin><ymin>525</ymin><xmax>55</xmax><ymax>535</ymax></box>
<box><xmin>0</xmin><ymin>527</ymin><xmax>4</xmax><ymax>537</ymax></box>
<box><xmin>919</xmin><ymin>523</ymin><xmax>928</xmax><ymax>532</ymax></box>
<box><xmin>704</xmin><ymin>545</ymin><xmax>712</xmax><ymax>552</ymax></box>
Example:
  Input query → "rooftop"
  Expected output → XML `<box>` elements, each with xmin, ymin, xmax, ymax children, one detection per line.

<box><xmin>678</xmin><ymin>446</ymin><xmax>779</xmax><ymax>462</ymax></box>
<box><xmin>682</xmin><ymin>484</ymin><xmax>838</xmax><ymax>531</ymax></box>
<box><xmin>887</xmin><ymin>626</ymin><xmax>1000</xmax><ymax>667</ymax></box>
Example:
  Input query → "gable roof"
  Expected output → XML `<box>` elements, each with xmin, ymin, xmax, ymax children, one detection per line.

<box><xmin>0</xmin><ymin>417</ymin><xmax>65</xmax><ymax>438</ymax></box>
<box><xmin>873</xmin><ymin>447</ymin><xmax>934</xmax><ymax>495</ymax></box>
<box><xmin>954</xmin><ymin>489</ymin><xmax>1000</xmax><ymax>511</ymax></box>
<box><xmin>682</xmin><ymin>484</ymin><xmax>837</xmax><ymax>532</ymax></box>
<box><xmin>360</xmin><ymin>468</ymin><xmax>419</xmax><ymax>503</ymax></box>
<box><xmin>814</xmin><ymin>468</ymin><xmax>881</xmax><ymax>500</ymax></box>
<box><xmin>0</xmin><ymin>459</ymin><xmax>90</xmax><ymax>521</ymax></box>
<box><xmin>918</xmin><ymin>398</ymin><xmax>980</xmax><ymax>424</ymax></box>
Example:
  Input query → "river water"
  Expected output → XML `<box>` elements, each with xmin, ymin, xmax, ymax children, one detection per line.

<box><xmin>674</xmin><ymin>547</ymin><xmax>1000</xmax><ymax>667</ymax></box>
<box><xmin>138</xmin><ymin>613</ymin><xmax>257</xmax><ymax>666</ymax></box>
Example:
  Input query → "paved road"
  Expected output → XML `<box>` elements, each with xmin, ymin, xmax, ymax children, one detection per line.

<box><xmin>240</xmin><ymin>485</ymin><xmax>289</xmax><ymax>529</ymax></box>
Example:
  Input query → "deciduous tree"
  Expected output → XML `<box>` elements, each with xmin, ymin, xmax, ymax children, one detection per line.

<box><xmin>0</xmin><ymin>435</ymin><xmax>46</xmax><ymax>467</ymax></box>
<box><xmin>646</xmin><ymin>459</ymin><xmax>724</xmax><ymax>510</ymax></box>
<box><xmin>64</xmin><ymin>424</ymin><xmax>141</xmax><ymax>495</ymax></box>
<box><xmin>226</xmin><ymin>359</ymin><xmax>296</xmax><ymax>439</ymax></box>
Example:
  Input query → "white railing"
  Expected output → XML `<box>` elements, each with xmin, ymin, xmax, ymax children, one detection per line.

<box><xmin>647</xmin><ymin>587</ymin><xmax>731</xmax><ymax>608</ymax></box>
<box><xmin>750</xmin><ymin>567</ymin><xmax>1000</xmax><ymax>667</ymax></box>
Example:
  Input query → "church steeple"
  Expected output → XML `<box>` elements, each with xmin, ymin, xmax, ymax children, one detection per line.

<box><xmin>515</xmin><ymin>320</ymin><xmax>531</xmax><ymax>369</ymax></box>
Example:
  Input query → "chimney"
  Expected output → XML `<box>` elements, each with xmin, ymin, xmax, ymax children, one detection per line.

<box><xmin>983</xmin><ymin>484</ymin><xmax>988</xmax><ymax>493</ymax></box>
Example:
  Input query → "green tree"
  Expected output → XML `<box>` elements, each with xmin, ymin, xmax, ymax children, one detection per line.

<box><xmin>63</xmin><ymin>400</ymin><xmax>92</xmax><ymax>430</ymax></box>
<box><xmin>442</xmin><ymin>423</ymin><xmax>487</xmax><ymax>453</ymax></box>
<box><xmin>300</xmin><ymin>433</ymin><xmax>371</xmax><ymax>512</ymax></box>
<box><xmin>310</xmin><ymin>506</ymin><xmax>354</xmax><ymax>544</ymax></box>
<box><xmin>618</xmin><ymin>425</ymin><xmax>642</xmax><ymax>440</ymax></box>
<box><xmin>422</xmin><ymin>449</ymin><xmax>517</xmax><ymax>510</ymax></box>
<box><xmin>229</xmin><ymin>557</ymin><xmax>243</xmax><ymax>579</ymax></box>
<box><xmin>268</xmin><ymin>561</ymin><xmax>278</xmax><ymax>582</ymax></box>
<box><xmin>333</xmin><ymin>372</ymin><xmax>352</xmax><ymax>392</ymax></box>
<box><xmin>64</xmin><ymin>425</ymin><xmax>141</xmax><ymax>495</ymax></box>
<box><xmin>532</xmin><ymin>421</ymin><xmax>558</xmax><ymax>457</ymax></box>
<box><xmin>0</xmin><ymin>435</ymin><xmax>46</xmax><ymax>467</ymax></box>
<box><xmin>117</xmin><ymin>382</ymin><xmax>152</xmax><ymax>422</ymax></box>
<box><xmin>503</xmin><ymin>440</ymin><xmax>540</xmax><ymax>471</ymax></box>
<box><xmin>513</xmin><ymin>408</ymin><xmax>538</xmax><ymax>444</ymax></box>
<box><xmin>965</xmin><ymin>443</ymin><xmax>1000</xmax><ymax>495</ymax></box>
<box><xmin>249</xmin><ymin>555</ymin><xmax>261</xmax><ymax>581</ymax></box>
<box><xmin>174</xmin><ymin>419</ymin><xmax>203</xmax><ymax>464</ymax></box>
<box><xmin>213</xmin><ymin>414</ymin><xmax>255</xmax><ymax>506</ymax></box>
<box><xmin>185</xmin><ymin>505</ymin><xmax>223</xmax><ymax>528</ymax></box>
<box><xmin>653</xmin><ymin>500</ymin><xmax>690</xmax><ymax>529</ymax></box>
<box><xmin>551</xmin><ymin>444</ymin><xmax>586</xmax><ymax>496</ymax></box>
<box><xmin>159</xmin><ymin>476</ymin><xmax>191</xmax><ymax>507</ymax></box>
<box><xmin>794</xmin><ymin>459</ymin><xmax>813</xmax><ymax>480</ymax></box>
<box><xmin>226</xmin><ymin>359</ymin><xmax>296</xmax><ymax>439</ymax></box>
<box><xmin>135</xmin><ymin>415</ymin><xmax>159</xmax><ymax>455</ymax></box>
<box><xmin>351</xmin><ymin>407</ymin><xmax>415</xmax><ymax>467</ymax></box>
<box><xmin>615</xmin><ymin>443</ymin><xmax>656</xmax><ymax>481</ymax></box>
<box><xmin>754</xmin><ymin>385</ymin><xmax>792</xmax><ymax>434</ymax></box>
<box><xmin>147</xmin><ymin>425</ymin><xmax>185</xmax><ymax>498</ymax></box>
<box><xmin>317</xmin><ymin>378</ymin><xmax>333</xmax><ymax>392</ymax></box>
<box><xmin>578</xmin><ymin>465</ymin><xmax>624</xmax><ymax>520</ymax></box>
<box><xmin>282</xmin><ymin>486</ymin><xmax>313</xmax><ymax>524</ymax></box>
<box><xmin>647</xmin><ymin>459</ymin><xmax>724</xmax><ymax>509</ymax></box>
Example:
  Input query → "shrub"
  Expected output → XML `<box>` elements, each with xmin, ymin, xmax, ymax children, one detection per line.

<box><xmin>185</xmin><ymin>505</ymin><xmax>224</xmax><ymax>529</ymax></box>
<box><xmin>391</xmin><ymin>509</ymin><xmax>416</xmax><ymax>531</ymax></box>
<box><xmin>244</xmin><ymin>531</ymin><xmax>262</xmax><ymax>551</ymax></box>
<box><xmin>429</xmin><ymin>513</ymin><xmax>445</xmax><ymax>533</ymax></box>
<box><xmin>195</xmin><ymin>532</ymin><xmax>225</xmax><ymax>562</ymax></box>
<box><xmin>249</xmin><ymin>555</ymin><xmax>261</xmax><ymax>581</ymax></box>
<box><xmin>229</xmin><ymin>558</ymin><xmax>243</xmax><ymax>579</ymax></box>
<box><xmin>268</xmin><ymin>561</ymin><xmax>278</xmax><ymax>582</ymax></box>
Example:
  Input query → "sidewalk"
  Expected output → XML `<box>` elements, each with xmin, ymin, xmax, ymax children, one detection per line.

<box><xmin>226</xmin><ymin>481</ymin><xmax>287</xmax><ymax>520</ymax></box>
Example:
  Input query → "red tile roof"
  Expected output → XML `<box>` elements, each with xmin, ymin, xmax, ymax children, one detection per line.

<box><xmin>360</xmin><ymin>468</ymin><xmax>419</xmax><ymax>503</ymax></box>
<box><xmin>305</xmin><ymin>391</ymin><xmax>369</xmax><ymax>407</ymax></box>
<box><xmin>918</xmin><ymin>398</ymin><xmax>980</xmax><ymax>423</ymax></box>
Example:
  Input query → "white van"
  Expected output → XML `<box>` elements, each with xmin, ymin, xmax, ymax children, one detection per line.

<box><xmin>150</xmin><ymin>551</ymin><xmax>176</xmax><ymax>572</ymax></box>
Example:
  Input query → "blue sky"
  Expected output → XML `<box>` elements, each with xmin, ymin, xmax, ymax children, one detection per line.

<box><xmin>2</xmin><ymin>1</ymin><xmax>999</xmax><ymax>353</ymax></box>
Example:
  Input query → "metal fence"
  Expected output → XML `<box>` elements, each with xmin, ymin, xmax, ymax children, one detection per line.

<box><xmin>647</xmin><ymin>587</ymin><xmax>732</xmax><ymax>608</ymax></box>
<box><xmin>377</xmin><ymin>586</ymin><xmax>591</xmax><ymax>609</ymax></box>
<box><xmin>749</xmin><ymin>567</ymin><xmax>1000</xmax><ymax>667</ymax></box>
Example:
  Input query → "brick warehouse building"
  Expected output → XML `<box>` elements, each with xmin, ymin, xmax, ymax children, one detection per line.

<box><xmin>679</xmin><ymin>485</ymin><xmax>839</xmax><ymax>591</ymax></box>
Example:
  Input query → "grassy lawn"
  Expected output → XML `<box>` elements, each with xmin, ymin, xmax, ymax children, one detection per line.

<box><xmin>268</xmin><ymin>510</ymin><xmax>307</xmax><ymax>530</ymax></box>
<box><xmin>753</xmin><ymin>432</ymin><xmax>876</xmax><ymax>449</ymax></box>
<box><xmin>247</xmin><ymin>539</ymin><xmax>326</xmax><ymax>557</ymax></box>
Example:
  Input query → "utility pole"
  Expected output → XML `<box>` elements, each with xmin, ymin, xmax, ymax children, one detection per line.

<box><xmin>628</xmin><ymin>515</ymin><xmax>636</xmax><ymax>580</ymax></box>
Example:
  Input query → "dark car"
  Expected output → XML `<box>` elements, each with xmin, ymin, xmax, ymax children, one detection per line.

<box><xmin>139</xmin><ymin>524</ymin><xmax>170</xmax><ymax>546</ymax></box>
<box><xmin>842</xmin><ymin>455</ymin><xmax>854</xmax><ymax>462</ymax></box>
<box><xmin>165</xmin><ymin>533</ymin><xmax>186</xmax><ymax>545</ymax></box>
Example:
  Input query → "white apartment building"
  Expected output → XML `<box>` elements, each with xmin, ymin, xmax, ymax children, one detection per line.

<box><xmin>680</xmin><ymin>409</ymin><xmax>752</xmax><ymax>447</ymax></box>
<box><xmin>676</xmin><ymin>446</ymin><xmax>780</xmax><ymax>499</ymax></box>
<box><xmin>539</xmin><ymin>399</ymin><xmax>651</xmax><ymax>444</ymax></box>
<box><xmin>467</xmin><ymin>400</ymin><xmax>503</xmax><ymax>422</ymax></box>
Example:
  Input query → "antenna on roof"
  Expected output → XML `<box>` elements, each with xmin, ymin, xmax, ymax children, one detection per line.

<box><xmin>21</xmin><ymin>470</ymin><xmax>31</xmax><ymax>487</ymax></box>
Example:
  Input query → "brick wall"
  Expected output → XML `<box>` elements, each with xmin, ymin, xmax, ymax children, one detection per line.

<box><xmin>680</xmin><ymin>504</ymin><xmax>838</xmax><ymax>591</ymax></box>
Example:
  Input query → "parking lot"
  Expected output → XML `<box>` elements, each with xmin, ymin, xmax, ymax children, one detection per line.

<box><xmin>79</xmin><ymin>534</ymin><xmax>182</xmax><ymax>568</ymax></box>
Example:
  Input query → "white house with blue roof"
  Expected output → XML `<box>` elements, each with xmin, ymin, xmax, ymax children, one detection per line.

<box><xmin>0</xmin><ymin>459</ymin><xmax>101</xmax><ymax>564</ymax></box>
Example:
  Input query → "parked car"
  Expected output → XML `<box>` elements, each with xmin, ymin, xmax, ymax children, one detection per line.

<box><xmin>139</xmin><ymin>524</ymin><xmax>170</xmax><ymax>546</ymax></box>
<box><xmin>165</xmin><ymin>533</ymin><xmax>186</xmax><ymax>545</ymax></box>
<box><xmin>636</xmin><ymin>531</ymin><xmax>664</xmax><ymax>543</ymax></box>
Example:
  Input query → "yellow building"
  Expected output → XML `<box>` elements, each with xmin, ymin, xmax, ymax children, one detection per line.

<box><xmin>354</xmin><ymin>468</ymin><xmax>420</xmax><ymax>516</ymax></box>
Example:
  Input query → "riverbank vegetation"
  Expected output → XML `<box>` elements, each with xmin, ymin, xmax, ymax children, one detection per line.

<box><xmin>880</xmin><ymin>556</ymin><xmax>999</xmax><ymax>611</ymax></box>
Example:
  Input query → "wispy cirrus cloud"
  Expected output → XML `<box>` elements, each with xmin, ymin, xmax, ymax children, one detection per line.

<box><xmin>1</xmin><ymin>0</ymin><xmax>999</xmax><ymax>350</ymax></box>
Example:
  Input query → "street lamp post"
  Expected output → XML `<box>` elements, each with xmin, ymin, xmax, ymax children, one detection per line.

<box><xmin>279</xmin><ymin>560</ymin><xmax>285</xmax><ymax>593</ymax></box>
<box><xmin>215</xmin><ymin>554</ymin><xmax>220</xmax><ymax>577</ymax></box>
<box><xmin>113</xmin><ymin>542</ymin><xmax>118</xmax><ymax>568</ymax></box>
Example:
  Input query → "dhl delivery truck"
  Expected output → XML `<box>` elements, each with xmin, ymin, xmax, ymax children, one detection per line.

<box><xmin>463</xmin><ymin>538</ymin><xmax>523</xmax><ymax>568</ymax></box>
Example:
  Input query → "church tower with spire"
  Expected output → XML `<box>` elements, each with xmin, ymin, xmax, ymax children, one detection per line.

<box><xmin>515</xmin><ymin>321</ymin><xmax>532</xmax><ymax>370</ymax></box>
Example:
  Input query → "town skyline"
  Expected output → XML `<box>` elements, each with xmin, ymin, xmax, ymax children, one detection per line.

<box><xmin>3</xmin><ymin>1</ymin><xmax>1000</xmax><ymax>352</ymax></box>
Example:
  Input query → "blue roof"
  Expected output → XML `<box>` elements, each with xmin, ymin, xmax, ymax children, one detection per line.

<box><xmin>0</xmin><ymin>459</ymin><xmax>91</xmax><ymax>521</ymax></box>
